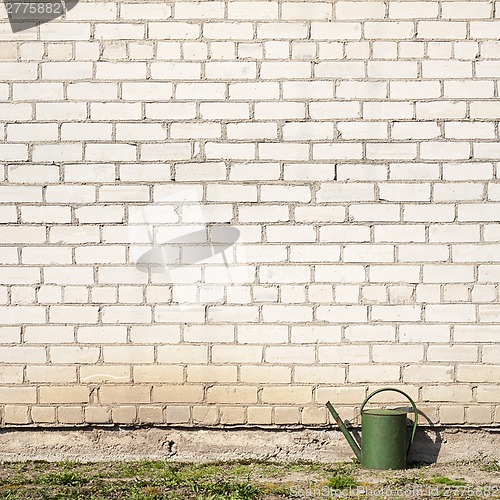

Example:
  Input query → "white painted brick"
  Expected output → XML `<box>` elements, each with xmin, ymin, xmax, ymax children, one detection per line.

<box><xmin>8</xmin><ymin>164</ymin><xmax>59</xmax><ymax>183</ymax></box>
<box><xmin>103</xmin><ymin>346</ymin><xmax>154</xmax><ymax>364</ymax></box>
<box><xmin>375</xmin><ymin>225</ymin><xmax>425</xmax><ymax>243</ymax></box>
<box><xmin>62</xmin><ymin>123</ymin><xmax>113</xmax><ymax>141</ymax></box>
<box><xmin>314</xmin><ymin>143</ymin><xmax>363</xmax><ymax>160</ymax></box>
<box><xmin>457</xmin><ymin>365</ymin><xmax>500</xmax><ymax>383</ymax></box>
<box><xmin>120</xmin><ymin>3</ymin><xmax>169</xmax><ymax>19</ymax></box>
<box><xmin>423</xmin><ymin>265</ymin><xmax>474</xmax><ymax>283</ymax></box>
<box><xmin>13</xmin><ymin>83</ymin><xmax>63</xmax><ymax>101</ymax></box>
<box><xmin>427</xmin><ymin>345</ymin><xmax>478</xmax><ymax>362</ymax></box>
<box><xmin>44</xmin><ymin>267</ymin><xmax>94</xmax><ymax>285</ymax></box>
<box><xmin>454</xmin><ymin>245</ymin><xmax>500</xmax><ymax>263</ymax></box>
<box><xmin>0</xmin><ymin>63</ymin><xmax>37</xmax><ymax>80</ymax></box>
<box><xmin>282</xmin><ymin>3</ymin><xmax>332</xmax><ymax>20</ymax></box>
<box><xmin>444</xmin><ymin>4</ymin><xmax>492</xmax><ymax>20</ymax></box>
<box><xmin>420</xmin><ymin>141</ymin><xmax>470</xmax><ymax>160</ymax></box>
<box><xmin>429</xmin><ymin>225</ymin><xmax>480</xmax><ymax>242</ymax></box>
<box><xmin>344</xmin><ymin>245</ymin><xmax>394</xmax><ymax>263</ymax></box>
<box><xmin>41</xmin><ymin>62</ymin><xmax>92</xmax><ymax>80</ymax></box>
<box><xmin>474</xmin><ymin>142</ymin><xmax>500</xmax><ymax>160</ymax></box>
<box><xmin>349</xmin><ymin>204</ymin><xmax>400</xmax><ymax>222</ymax></box>
<box><xmin>391</xmin><ymin>122</ymin><xmax>441</xmax><ymax>140</ymax></box>
<box><xmin>337</xmin><ymin>122</ymin><xmax>388</xmax><ymax>140</ymax></box>
<box><xmin>22</xmin><ymin>247</ymin><xmax>72</xmax><ymax>265</ymax></box>
<box><xmin>0</xmin><ymin>248</ymin><xmax>19</xmax><ymax>265</ymax></box>
<box><xmin>0</xmin><ymin>188</ymin><xmax>40</xmax><ymax>206</ymax></box>
<box><xmin>46</xmin><ymin>186</ymin><xmax>95</xmax><ymax>203</ymax></box>
<box><xmin>141</xmin><ymin>143</ymin><xmax>192</xmax><ymax>161</ymax></box>
<box><xmin>67</xmin><ymin>2</ymin><xmax>116</xmax><ymax>20</ymax></box>
<box><xmin>371</xmin><ymin>266</ymin><xmax>419</xmax><ymax>285</ymax></box>
<box><xmin>258</xmin><ymin>23</ymin><xmax>308</xmax><ymax>39</ymax></box>
<box><xmin>201</xmin><ymin>103</ymin><xmax>249</xmax><ymax>120</ymax></box>
<box><xmin>74</xmin><ymin>246</ymin><xmax>126</xmax><ymax>264</ymax></box>
<box><xmin>368</xmin><ymin>61</ymin><xmax>418</xmax><ymax>78</ymax></box>
<box><xmin>0</xmin><ymin>145</ymin><xmax>28</xmax><ymax>161</ymax></box>
<box><xmin>282</xmin><ymin>122</ymin><xmax>333</xmax><ymax>141</ymax></box>
<box><xmin>261</xmin><ymin>61</ymin><xmax>311</xmax><ymax>80</ymax></box>
<box><xmin>259</xmin><ymin>143</ymin><xmax>309</xmax><ymax>161</ymax></box>
<box><xmin>204</xmin><ymin>142</ymin><xmax>253</xmax><ymax>160</ymax></box>
<box><xmin>389</xmin><ymin>2</ymin><xmax>438</xmax><ymax>19</ymax></box>
<box><xmin>373</xmin><ymin>345</ymin><xmax>424</xmax><ymax>363</ymax></box>
<box><xmin>25</xmin><ymin>326</ymin><xmax>73</xmax><ymax>344</ymax></box>
<box><xmin>33</xmin><ymin>144</ymin><xmax>83</xmax><ymax>163</ymax></box>
<box><xmin>347</xmin><ymin>365</ymin><xmax>400</xmax><ymax>383</ymax></box>
<box><xmin>228</xmin><ymin>2</ymin><xmax>278</xmax><ymax>19</ymax></box>
<box><xmin>404</xmin><ymin>365</ymin><xmax>453</xmax><ymax>383</ymax></box>
<box><xmin>423</xmin><ymin>60</ymin><xmax>472</xmax><ymax>78</ymax></box>
<box><xmin>426</xmin><ymin>304</ymin><xmax>476</xmax><ymax>323</ymax></box>
<box><xmin>49</xmin><ymin>306</ymin><xmax>98</xmax><ymax>324</ymax></box>
<box><xmin>36</xmin><ymin>103</ymin><xmax>86</xmax><ymax>120</ymax></box>
<box><xmin>171</xmin><ymin>122</ymin><xmax>221</xmax><ymax>139</ymax></box>
<box><xmin>418</xmin><ymin>21</ymin><xmax>467</xmax><ymax>39</ymax></box>
<box><xmin>336</xmin><ymin>2</ymin><xmax>385</xmax><ymax>19</ymax></box>
<box><xmin>365</xmin><ymin>22</ymin><xmax>415</xmax><ymax>39</ymax></box>
<box><xmin>315</xmin><ymin>61</ymin><xmax>364</xmax><ymax>78</ymax></box>
<box><xmin>445</xmin><ymin>122</ymin><xmax>495</xmax><ymax>140</ymax></box>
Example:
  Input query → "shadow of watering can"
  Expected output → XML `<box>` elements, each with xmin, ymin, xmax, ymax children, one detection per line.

<box><xmin>327</xmin><ymin>387</ymin><xmax>418</xmax><ymax>470</ymax></box>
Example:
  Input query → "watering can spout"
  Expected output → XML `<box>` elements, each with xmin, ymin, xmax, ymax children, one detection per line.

<box><xmin>326</xmin><ymin>401</ymin><xmax>361</xmax><ymax>461</ymax></box>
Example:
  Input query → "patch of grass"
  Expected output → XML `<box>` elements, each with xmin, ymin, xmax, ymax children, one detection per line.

<box><xmin>327</xmin><ymin>472</ymin><xmax>358</xmax><ymax>489</ymax></box>
<box><xmin>191</xmin><ymin>479</ymin><xmax>263</xmax><ymax>499</ymax></box>
<box><xmin>35</xmin><ymin>471</ymin><xmax>88</xmax><ymax>487</ymax></box>
<box><xmin>427</xmin><ymin>475</ymin><xmax>467</xmax><ymax>487</ymax></box>
<box><xmin>478</xmin><ymin>460</ymin><xmax>500</xmax><ymax>472</ymax></box>
<box><xmin>388</xmin><ymin>473</ymin><xmax>426</xmax><ymax>487</ymax></box>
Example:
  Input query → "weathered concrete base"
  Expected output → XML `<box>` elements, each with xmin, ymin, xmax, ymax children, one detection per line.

<box><xmin>0</xmin><ymin>427</ymin><xmax>498</xmax><ymax>463</ymax></box>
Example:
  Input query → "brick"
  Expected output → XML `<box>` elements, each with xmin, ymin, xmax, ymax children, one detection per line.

<box><xmin>100</xmin><ymin>386</ymin><xmax>150</xmax><ymax>404</ymax></box>
<box><xmin>228</xmin><ymin>2</ymin><xmax>278</xmax><ymax>19</ymax></box>
<box><xmin>31</xmin><ymin>407</ymin><xmax>57</xmax><ymax>424</ymax></box>
<box><xmin>192</xmin><ymin>406</ymin><xmax>219</xmax><ymax>425</ymax></box>
<box><xmin>446</xmin><ymin>4</ymin><xmax>492</xmax><ymax>20</ymax></box>
<box><xmin>476</xmin><ymin>386</ymin><xmax>500</xmax><ymax>403</ymax></box>
<box><xmin>466</xmin><ymin>406</ymin><xmax>492</xmax><ymax>424</ymax></box>
<box><xmin>458</xmin><ymin>365</ymin><xmax>500</xmax><ymax>382</ymax></box>
<box><xmin>152</xmin><ymin>385</ymin><xmax>204</xmax><ymax>403</ymax></box>
<box><xmin>372</xmin><ymin>304</ymin><xmax>421</xmax><ymax>320</ymax></box>
<box><xmin>50</xmin><ymin>346</ymin><xmax>100</xmax><ymax>364</ymax></box>
<box><xmin>165</xmin><ymin>406</ymin><xmax>190</xmax><ymax>424</ymax></box>
<box><xmin>137</xmin><ymin>406</ymin><xmax>163</xmax><ymax>424</ymax></box>
<box><xmin>39</xmin><ymin>386</ymin><xmax>89</xmax><ymax>404</ymax></box>
<box><xmin>368</xmin><ymin>61</ymin><xmax>417</xmax><ymax>78</ymax></box>
<box><xmin>4</xmin><ymin>406</ymin><xmax>31</xmax><ymax>425</ymax></box>
<box><xmin>365</xmin><ymin>22</ymin><xmax>415</xmax><ymax>39</ymax></box>
<box><xmin>389</xmin><ymin>2</ymin><xmax>438</xmax><ymax>18</ymax></box>
<box><xmin>404</xmin><ymin>365</ymin><xmax>454</xmax><ymax>383</ymax></box>
<box><xmin>188</xmin><ymin>365</ymin><xmax>237</xmax><ymax>383</ymax></box>
<box><xmin>85</xmin><ymin>406</ymin><xmax>110</xmax><ymax>424</ymax></box>
<box><xmin>80</xmin><ymin>366</ymin><xmax>130</xmax><ymax>383</ymax></box>
<box><xmin>349</xmin><ymin>365</ymin><xmax>400</xmax><ymax>383</ymax></box>
<box><xmin>261</xmin><ymin>386</ymin><xmax>312</xmax><ymax>404</ymax></box>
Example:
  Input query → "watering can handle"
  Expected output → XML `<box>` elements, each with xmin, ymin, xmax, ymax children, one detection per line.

<box><xmin>360</xmin><ymin>387</ymin><xmax>419</xmax><ymax>458</ymax></box>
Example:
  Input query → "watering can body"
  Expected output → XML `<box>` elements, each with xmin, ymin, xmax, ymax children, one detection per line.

<box><xmin>327</xmin><ymin>388</ymin><xmax>418</xmax><ymax>470</ymax></box>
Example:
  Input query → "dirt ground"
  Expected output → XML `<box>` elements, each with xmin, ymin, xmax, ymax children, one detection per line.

<box><xmin>0</xmin><ymin>458</ymin><xmax>498</xmax><ymax>499</ymax></box>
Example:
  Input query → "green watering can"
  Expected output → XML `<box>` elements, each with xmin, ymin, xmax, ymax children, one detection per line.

<box><xmin>327</xmin><ymin>387</ymin><xmax>418</xmax><ymax>470</ymax></box>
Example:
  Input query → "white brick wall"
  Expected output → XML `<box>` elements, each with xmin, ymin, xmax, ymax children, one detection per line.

<box><xmin>0</xmin><ymin>0</ymin><xmax>498</xmax><ymax>428</ymax></box>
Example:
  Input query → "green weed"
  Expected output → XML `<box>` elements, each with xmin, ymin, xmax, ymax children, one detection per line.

<box><xmin>327</xmin><ymin>473</ymin><xmax>358</xmax><ymax>489</ymax></box>
<box><xmin>427</xmin><ymin>476</ymin><xmax>467</xmax><ymax>486</ymax></box>
<box><xmin>35</xmin><ymin>471</ymin><xmax>87</xmax><ymax>487</ymax></box>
